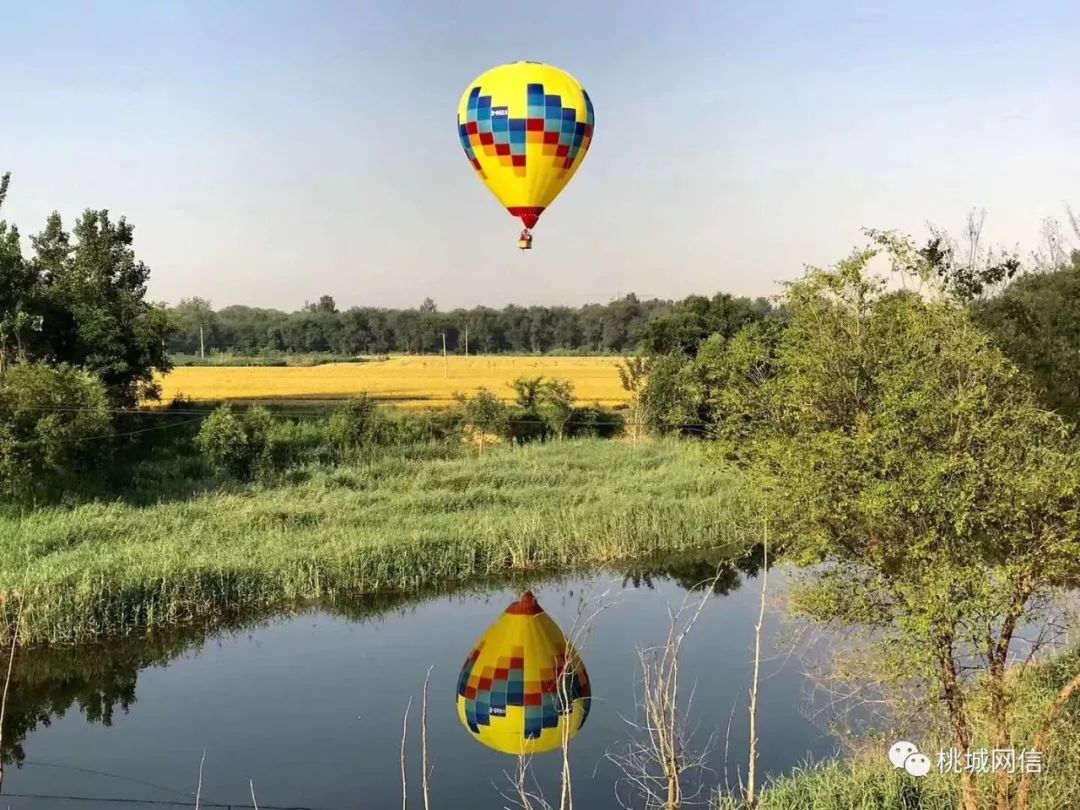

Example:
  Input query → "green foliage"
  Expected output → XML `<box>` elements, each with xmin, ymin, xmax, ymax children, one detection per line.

<box><xmin>327</xmin><ymin>395</ymin><xmax>382</xmax><ymax>451</ymax></box>
<box><xmin>912</xmin><ymin>211</ymin><xmax>1023</xmax><ymax>304</ymax></box>
<box><xmin>31</xmin><ymin>209</ymin><xmax>172</xmax><ymax>406</ymax></box>
<box><xmin>195</xmin><ymin>405</ymin><xmax>276</xmax><ymax>481</ymax></box>
<box><xmin>0</xmin><ymin>173</ymin><xmax>42</xmax><ymax>375</ymax></box>
<box><xmin>170</xmin><ymin>297</ymin><xmax>216</xmax><ymax>357</ymax></box>
<box><xmin>456</xmin><ymin>388</ymin><xmax>510</xmax><ymax>453</ymax></box>
<box><xmin>565</xmin><ymin>405</ymin><xmax>625</xmax><ymax>439</ymax></box>
<box><xmin>639</xmin><ymin>352</ymin><xmax>698</xmax><ymax>435</ymax></box>
<box><xmin>538</xmin><ymin>377</ymin><xmax>575</xmax><ymax>438</ymax></box>
<box><xmin>973</xmin><ymin>256</ymin><xmax>1080</xmax><ymax>422</ymax></box>
<box><xmin>510</xmin><ymin>375</ymin><xmax>545</xmax><ymax>408</ymax></box>
<box><xmin>0</xmin><ymin>363</ymin><xmax>111</xmax><ymax>503</ymax></box>
<box><xmin>637</xmin><ymin>292</ymin><xmax>775</xmax><ymax>356</ymax></box>
<box><xmin>640</xmin><ymin>321</ymin><xmax>785</xmax><ymax>440</ymax></box>
<box><xmin>0</xmin><ymin>439</ymin><xmax>753</xmax><ymax>644</ymax></box>
<box><xmin>725</xmin><ymin>236</ymin><xmax>1080</xmax><ymax>806</ymax></box>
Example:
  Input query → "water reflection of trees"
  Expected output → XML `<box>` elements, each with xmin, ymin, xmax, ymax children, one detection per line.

<box><xmin>0</xmin><ymin>553</ymin><xmax>753</xmax><ymax>767</ymax></box>
<box><xmin>621</xmin><ymin>544</ymin><xmax>768</xmax><ymax>595</ymax></box>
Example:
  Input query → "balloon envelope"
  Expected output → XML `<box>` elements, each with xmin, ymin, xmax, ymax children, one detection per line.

<box><xmin>456</xmin><ymin>591</ymin><xmax>591</xmax><ymax>755</ymax></box>
<box><xmin>457</xmin><ymin>62</ymin><xmax>595</xmax><ymax>231</ymax></box>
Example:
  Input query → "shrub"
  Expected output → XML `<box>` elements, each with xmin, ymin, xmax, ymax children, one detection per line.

<box><xmin>455</xmin><ymin>388</ymin><xmax>509</xmax><ymax>455</ymax></box>
<box><xmin>510</xmin><ymin>376</ymin><xmax>545</xmax><ymax>408</ymax></box>
<box><xmin>538</xmin><ymin>377</ymin><xmax>575</xmax><ymax>438</ymax></box>
<box><xmin>566</xmin><ymin>405</ymin><xmax>625</xmax><ymax>439</ymax></box>
<box><xmin>506</xmin><ymin>406</ymin><xmax>549</xmax><ymax>444</ymax></box>
<box><xmin>0</xmin><ymin>363</ymin><xmax>111</xmax><ymax>502</ymax></box>
<box><xmin>327</xmin><ymin>395</ymin><xmax>381</xmax><ymax>451</ymax></box>
<box><xmin>195</xmin><ymin>405</ymin><xmax>274</xmax><ymax>480</ymax></box>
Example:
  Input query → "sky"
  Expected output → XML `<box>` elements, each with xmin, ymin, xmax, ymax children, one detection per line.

<box><xmin>2</xmin><ymin>0</ymin><xmax>1078</xmax><ymax>310</ymax></box>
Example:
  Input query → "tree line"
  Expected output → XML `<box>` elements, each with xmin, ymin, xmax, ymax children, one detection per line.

<box><xmin>167</xmin><ymin>291</ymin><xmax>777</xmax><ymax>358</ymax></box>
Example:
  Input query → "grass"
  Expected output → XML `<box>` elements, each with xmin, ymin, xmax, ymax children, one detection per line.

<box><xmin>155</xmin><ymin>355</ymin><xmax>631</xmax><ymax>408</ymax></box>
<box><xmin>0</xmin><ymin>439</ymin><xmax>757</xmax><ymax>645</ymax></box>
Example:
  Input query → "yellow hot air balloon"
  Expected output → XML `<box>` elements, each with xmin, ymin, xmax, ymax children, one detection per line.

<box><xmin>457</xmin><ymin>62</ymin><xmax>595</xmax><ymax>249</ymax></box>
<box><xmin>456</xmin><ymin>591</ymin><xmax>591</xmax><ymax>755</ymax></box>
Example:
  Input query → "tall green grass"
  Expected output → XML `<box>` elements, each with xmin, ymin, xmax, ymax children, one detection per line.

<box><xmin>0</xmin><ymin>439</ymin><xmax>758</xmax><ymax>645</ymax></box>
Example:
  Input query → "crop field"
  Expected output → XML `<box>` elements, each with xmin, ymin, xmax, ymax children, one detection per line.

<box><xmin>156</xmin><ymin>355</ymin><xmax>631</xmax><ymax>407</ymax></box>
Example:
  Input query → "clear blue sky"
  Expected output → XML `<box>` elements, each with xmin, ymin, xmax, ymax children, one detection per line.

<box><xmin>3</xmin><ymin>0</ymin><xmax>1077</xmax><ymax>309</ymax></box>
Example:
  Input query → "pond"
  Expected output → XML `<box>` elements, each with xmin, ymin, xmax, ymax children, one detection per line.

<box><xmin>0</xmin><ymin>557</ymin><xmax>837</xmax><ymax>809</ymax></box>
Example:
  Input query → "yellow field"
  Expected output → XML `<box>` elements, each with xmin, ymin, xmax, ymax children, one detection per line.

<box><xmin>157</xmin><ymin>356</ymin><xmax>631</xmax><ymax>408</ymax></box>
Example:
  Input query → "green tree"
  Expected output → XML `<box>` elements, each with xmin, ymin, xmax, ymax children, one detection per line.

<box><xmin>195</xmin><ymin>405</ymin><xmax>275</xmax><ymax>481</ymax></box>
<box><xmin>0</xmin><ymin>363</ymin><xmax>111</xmax><ymax>502</ymax></box>
<box><xmin>638</xmin><ymin>353</ymin><xmax>695</xmax><ymax>436</ymax></box>
<box><xmin>32</xmin><ymin>210</ymin><xmax>172</xmax><ymax>406</ymax></box>
<box><xmin>455</xmin><ymin>387</ymin><xmax>508</xmax><ymax>456</ymax></box>
<box><xmin>172</xmin><ymin>297</ymin><xmax>217</xmax><ymax>358</ymax></box>
<box><xmin>637</xmin><ymin>292</ymin><xmax>773</xmax><ymax>356</ymax></box>
<box><xmin>510</xmin><ymin>376</ymin><xmax>545</xmax><ymax>408</ymax></box>
<box><xmin>328</xmin><ymin>394</ymin><xmax>382</xmax><ymax>451</ymax></box>
<box><xmin>617</xmin><ymin>356</ymin><xmax>650</xmax><ymax>442</ymax></box>
<box><xmin>0</xmin><ymin>175</ymin><xmax>43</xmax><ymax>375</ymax></box>
<box><xmin>973</xmin><ymin>254</ymin><xmax>1080</xmax><ymax>422</ymax></box>
<box><xmin>538</xmin><ymin>377</ymin><xmax>575</xmax><ymax>439</ymax></box>
<box><xmin>733</xmin><ymin>235</ymin><xmax>1080</xmax><ymax>810</ymax></box>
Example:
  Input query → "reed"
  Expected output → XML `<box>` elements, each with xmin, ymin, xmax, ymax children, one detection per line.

<box><xmin>0</xmin><ymin>439</ymin><xmax>757</xmax><ymax>645</ymax></box>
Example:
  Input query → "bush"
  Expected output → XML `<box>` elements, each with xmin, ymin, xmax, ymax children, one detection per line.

<box><xmin>0</xmin><ymin>363</ymin><xmax>112</xmax><ymax>502</ymax></box>
<box><xmin>327</xmin><ymin>395</ymin><xmax>381</xmax><ymax>451</ymax></box>
<box><xmin>505</xmin><ymin>406</ymin><xmax>550</xmax><ymax>444</ymax></box>
<box><xmin>538</xmin><ymin>378</ymin><xmax>575</xmax><ymax>438</ymax></box>
<box><xmin>195</xmin><ymin>405</ymin><xmax>274</xmax><ymax>480</ymax></box>
<box><xmin>566</xmin><ymin>405</ymin><xmax>625</xmax><ymax>439</ymax></box>
<box><xmin>455</xmin><ymin>388</ymin><xmax>509</xmax><ymax>455</ymax></box>
<box><xmin>380</xmin><ymin>409</ymin><xmax>464</xmax><ymax>445</ymax></box>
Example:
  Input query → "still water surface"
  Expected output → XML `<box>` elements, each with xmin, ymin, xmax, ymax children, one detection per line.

<box><xmin>1</xmin><ymin>562</ymin><xmax>836</xmax><ymax>809</ymax></box>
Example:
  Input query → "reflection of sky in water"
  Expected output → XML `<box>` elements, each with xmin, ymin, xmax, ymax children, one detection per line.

<box><xmin>1</xmin><ymin>568</ymin><xmax>837</xmax><ymax>809</ymax></box>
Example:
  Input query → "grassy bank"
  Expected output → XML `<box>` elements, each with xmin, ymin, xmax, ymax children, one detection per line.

<box><xmin>0</xmin><ymin>439</ymin><xmax>757</xmax><ymax>645</ymax></box>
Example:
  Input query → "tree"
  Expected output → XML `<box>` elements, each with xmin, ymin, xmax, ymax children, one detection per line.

<box><xmin>0</xmin><ymin>174</ymin><xmax>43</xmax><ymax>376</ymax></box>
<box><xmin>304</xmin><ymin>295</ymin><xmax>337</xmax><ymax>314</ymax></box>
<box><xmin>172</xmin><ymin>297</ymin><xmax>217</xmax><ymax>358</ymax></box>
<box><xmin>638</xmin><ymin>293</ymin><xmax>773</xmax><ymax>357</ymax></box>
<box><xmin>617</xmin><ymin>356</ymin><xmax>650</xmax><ymax>443</ymax></box>
<box><xmin>538</xmin><ymin>378</ymin><xmax>575</xmax><ymax>439</ymax></box>
<box><xmin>0</xmin><ymin>363</ymin><xmax>111</xmax><ymax>502</ymax></box>
<box><xmin>456</xmin><ymin>388</ymin><xmax>507</xmax><ymax>456</ymax></box>
<box><xmin>32</xmin><ymin>210</ymin><xmax>172</xmax><ymax>406</ymax></box>
<box><xmin>889</xmin><ymin>210</ymin><xmax>1022</xmax><ymax>305</ymax></box>
<box><xmin>418</xmin><ymin>297</ymin><xmax>437</xmax><ymax>314</ymax></box>
<box><xmin>195</xmin><ymin>405</ymin><xmax>274</xmax><ymax>481</ymax></box>
<box><xmin>974</xmin><ymin>249</ymin><xmax>1080</xmax><ymax>423</ymax></box>
<box><xmin>731</xmin><ymin>235</ymin><xmax>1080</xmax><ymax>810</ymax></box>
<box><xmin>510</xmin><ymin>376</ymin><xmax>544</xmax><ymax>408</ymax></box>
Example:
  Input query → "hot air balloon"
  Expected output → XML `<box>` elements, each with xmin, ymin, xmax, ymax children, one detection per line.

<box><xmin>456</xmin><ymin>591</ymin><xmax>591</xmax><ymax>755</ymax></box>
<box><xmin>457</xmin><ymin>62</ymin><xmax>595</xmax><ymax>249</ymax></box>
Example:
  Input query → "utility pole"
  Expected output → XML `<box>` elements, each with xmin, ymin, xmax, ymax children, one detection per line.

<box><xmin>442</xmin><ymin>332</ymin><xmax>448</xmax><ymax>378</ymax></box>
<box><xmin>199</xmin><ymin>323</ymin><xmax>205</xmax><ymax>359</ymax></box>
<box><xmin>464</xmin><ymin>324</ymin><xmax>469</xmax><ymax>357</ymax></box>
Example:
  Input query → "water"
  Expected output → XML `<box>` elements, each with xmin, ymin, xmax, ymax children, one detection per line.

<box><xmin>0</xmin><ymin>560</ymin><xmax>837</xmax><ymax>809</ymax></box>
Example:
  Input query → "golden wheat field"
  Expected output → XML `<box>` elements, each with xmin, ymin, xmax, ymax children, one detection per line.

<box><xmin>156</xmin><ymin>356</ymin><xmax>631</xmax><ymax>408</ymax></box>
